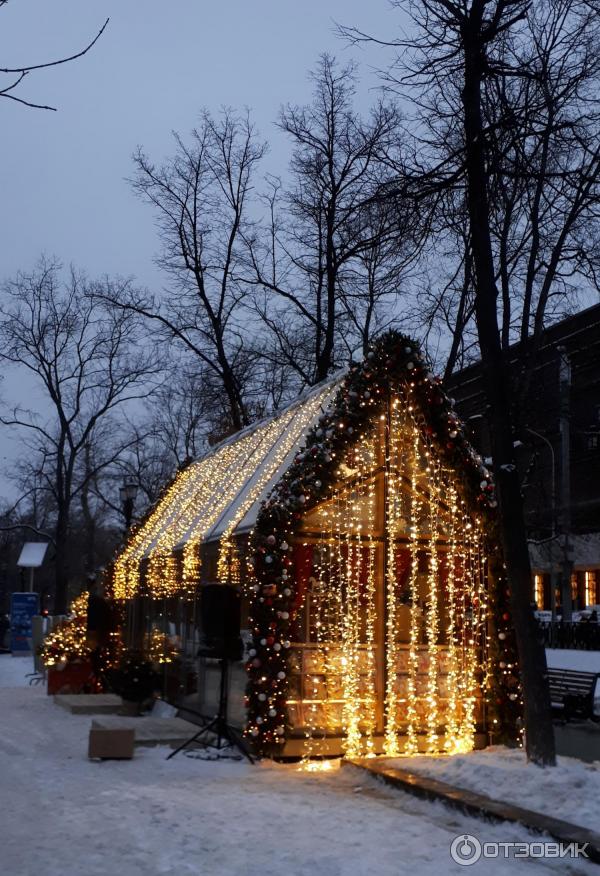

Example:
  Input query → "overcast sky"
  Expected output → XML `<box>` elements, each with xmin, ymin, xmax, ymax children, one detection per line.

<box><xmin>0</xmin><ymin>0</ymin><xmax>404</xmax><ymax>499</ymax></box>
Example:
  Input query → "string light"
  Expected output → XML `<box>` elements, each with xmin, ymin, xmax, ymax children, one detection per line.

<box><xmin>114</xmin><ymin>384</ymin><xmax>337</xmax><ymax>599</ymax></box>
<box><xmin>444</xmin><ymin>484</ymin><xmax>461</xmax><ymax>752</ymax></box>
<box><xmin>112</xmin><ymin>331</ymin><xmax>509</xmax><ymax>758</ymax></box>
<box><xmin>384</xmin><ymin>399</ymin><xmax>403</xmax><ymax>756</ymax></box>
<box><xmin>40</xmin><ymin>591</ymin><xmax>91</xmax><ymax>667</ymax></box>
<box><xmin>403</xmin><ymin>408</ymin><xmax>422</xmax><ymax>756</ymax></box>
<box><xmin>281</xmin><ymin>389</ymin><xmax>488</xmax><ymax>760</ymax></box>
<box><xmin>145</xmin><ymin>628</ymin><xmax>177</xmax><ymax>664</ymax></box>
<box><xmin>425</xmin><ymin>453</ymin><xmax>441</xmax><ymax>754</ymax></box>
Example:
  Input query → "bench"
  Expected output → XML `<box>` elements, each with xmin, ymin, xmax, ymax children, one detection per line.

<box><xmin>548</xmin><ymin>668</ymin><xmax>600</xmax><ymax>722</ymax></box>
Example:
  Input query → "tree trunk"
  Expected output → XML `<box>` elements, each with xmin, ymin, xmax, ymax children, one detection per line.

<box><xmin>80</xmin><ymin>485</ymin><xmax>96</xmax><ymax>576</ymax></box>
<box><xmin>461</xmin><ymin>21</ymin><xmax>555</xmax><ymax>765</ymax></box>
<box><xmin>53</xmin><ymin>506</ymin><xmax>70</xmax><ymax>615</ymax></box>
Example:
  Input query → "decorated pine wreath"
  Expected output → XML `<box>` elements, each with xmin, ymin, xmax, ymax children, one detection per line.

<box><xmin>245</xmin><ymin>330</ymin><xmax>520</xmax><ymax>754</ymax></box>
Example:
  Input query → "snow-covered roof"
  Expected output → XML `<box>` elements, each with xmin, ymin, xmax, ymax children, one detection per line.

<box><xmin>118</xmin><ymin>377</ymin><xmax>341</xmax><ymax>567</ymax></box>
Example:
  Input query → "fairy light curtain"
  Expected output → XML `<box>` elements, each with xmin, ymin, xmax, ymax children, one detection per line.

<box><xmin>113</xmin><ymin>384</ymin><xmax>337</xmax><ymax>600</ymax></box>
<box><xmin>286</xmin><ymin>393</ymin><xmax>487</xmax><ymax>759</ymax></box>
<box><xmin>247</xmin><ymin>331</ymin><xmax>505</xmax><ymax>756</ymax></box>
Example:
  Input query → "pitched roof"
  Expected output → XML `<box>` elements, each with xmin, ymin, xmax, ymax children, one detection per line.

<box><xmin>117</xmin><ymin>377</ymin><xmax>340</xmax><ymax>568</ymax></box>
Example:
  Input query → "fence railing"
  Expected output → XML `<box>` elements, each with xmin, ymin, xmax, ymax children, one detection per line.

<box><xmin>538</xmin><ymin>620</ymin><xmax>600</xmax><ymax>651</ymax></box>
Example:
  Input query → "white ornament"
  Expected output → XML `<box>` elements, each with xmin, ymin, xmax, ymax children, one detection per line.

<box><xmin>260</xmin><ymin>638</ymin><xmax>267</xmax><ymax>646</ymax></box>
<box><xmin>251</xmin><ymin>728</ymin><xmax>259</xmax><ymax>737</ymax></box>
<box><xmin>269</xmin><ymin>709</ymin><xmax>277</xmax><ymax>717</ymax></box>
<box><xmin>277</xmin><ymin>671</ymin><xmax>286</xmax><ymax>680</ymax></box>
<box><xmin>273</xmin><ymin>643</ymin><xmax>281</xmax><ymax>652</ymax></box>
<box><xmin>256</xmin><ymin>716</ymin><xmax>263</xmax><ymax>724</ymax></box>
<box><xmin>280</xmin><ymin>541</ymin><xmax>289</xmax><ymax>551</ymax></box>
<box><xmin>258</xmin><ymin>693</ymin><xmax>266</xmax><ymax>702</ymax></box>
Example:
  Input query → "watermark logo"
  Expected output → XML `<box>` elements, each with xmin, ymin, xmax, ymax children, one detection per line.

<box><xmin>451</xmin><ymin>835</ymin><xmax>481</xmax><ymax>866</ymax></box>
<box><xmin>450</xmin><ymin>834</ymin><xmax>589</xmax><ymax>866</ymax></box>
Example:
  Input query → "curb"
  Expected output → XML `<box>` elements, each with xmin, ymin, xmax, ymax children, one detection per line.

<box><xmin>343</xmin><ymin>758</ymin><xmax>600</xmax><ymax>865</ymax></box>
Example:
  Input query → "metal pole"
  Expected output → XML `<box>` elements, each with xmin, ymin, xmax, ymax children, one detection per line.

<box><xmin>524</xmin><ymin>427</ymin><xmax>558</xmax><ymax>619</ymax></box>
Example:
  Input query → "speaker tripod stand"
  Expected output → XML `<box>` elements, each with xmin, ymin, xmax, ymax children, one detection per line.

<box><xmin>166</xmin><ymin>657</ymin><xmax>254</xmax><ymax>763</ymax></box>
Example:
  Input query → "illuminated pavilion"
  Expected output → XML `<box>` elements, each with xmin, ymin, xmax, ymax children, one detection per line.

<box><xmin>112</xmin><ymin>331</ymin><xmax>513</xmax><ymax>759</ymax></box>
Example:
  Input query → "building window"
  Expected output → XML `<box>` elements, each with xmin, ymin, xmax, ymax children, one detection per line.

<box><xmin>571</xmin><ymin>572</ymin><xmax>579</xmax><ymax>604</ymax></box>
<box><xmin>587</xmin><ymin>433</ymin><xmax>599</xmax><ymax>451</ymax></box>
<box><xmin>533</xmin><ymin>574</ymin><xmax>544</xmax><ymax>610</ymax></box>
<box><xmin>585</xmin><ymin>571</ymin><xmax>598</xmax><ymax>607</ymax></box>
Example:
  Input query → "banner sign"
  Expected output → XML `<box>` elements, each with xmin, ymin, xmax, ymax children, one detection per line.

<box><xmin>10</xmin><ymin>592</ymin><xmax>39</xmax><ymax>655</ymax></box>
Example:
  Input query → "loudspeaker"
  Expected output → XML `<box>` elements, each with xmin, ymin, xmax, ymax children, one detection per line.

<box><xmin>198</xmin><ymin>584</ymin><xmax>242</xmax><ymax>660</ymax></box>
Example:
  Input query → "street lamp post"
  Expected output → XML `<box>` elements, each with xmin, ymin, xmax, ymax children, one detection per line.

<box><xmin>523</xmin><ymin>428</ymin><xmax>559</xmax><ymax>620</ymax></box>
<box><xmin>466</xmin><ymin>415</ymin><xmax>559</xmax><ymax>617</ymax></box>
<box><xmin>119</xmin><ymin>482</ymin><xmax>138</xmax><ymax>533</ymax></box>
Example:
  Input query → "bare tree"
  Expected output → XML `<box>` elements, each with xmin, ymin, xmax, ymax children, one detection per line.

<box><xmin>383</xmin><ymin>1</ymin><xmax>600</xmax><ymax>393</ymax></box>
<box><xmin>0</xmin><ymin>260</ymin><xmax>163</xmax><ymax>613</ymax></box>
<box><xmin>246</xmin><ymin>55</ymin><xmax>416</xmax><ymax>385</ymax></box>
<box><xmin>96</xmin><ymin>110</ymin><xmax>267</xmax><ymax>439</ymax></box>
<box><xmin>0</xmin><ymin>6</ymin><xmax>108</xmax><ymax>111</ymax></box>
<box><xmin>336</xmin><ymin>0</ymin><xmax>600</xmax><ymax>765</ymax></box>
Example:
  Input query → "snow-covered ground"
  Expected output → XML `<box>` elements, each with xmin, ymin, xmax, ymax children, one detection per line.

<box><xmin>392</xmin><ymin>746</ymin><xmax>600</xmax><ymax>833</ymax></box>
<box><xmin>546</xmin><ymin>648</ymin><xmax>600</xmax><ymax>673</ymax></box>
<box><xmin>0</xmin><ymin>655</ymin><xmax>594</xmax><ymax>876</ymax></box>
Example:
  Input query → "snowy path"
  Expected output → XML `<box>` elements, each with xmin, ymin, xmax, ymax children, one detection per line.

<box><xmin>0</xmin><ymin>656</ymin><xmax>592</xmax><ymax>876</ymax></box>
